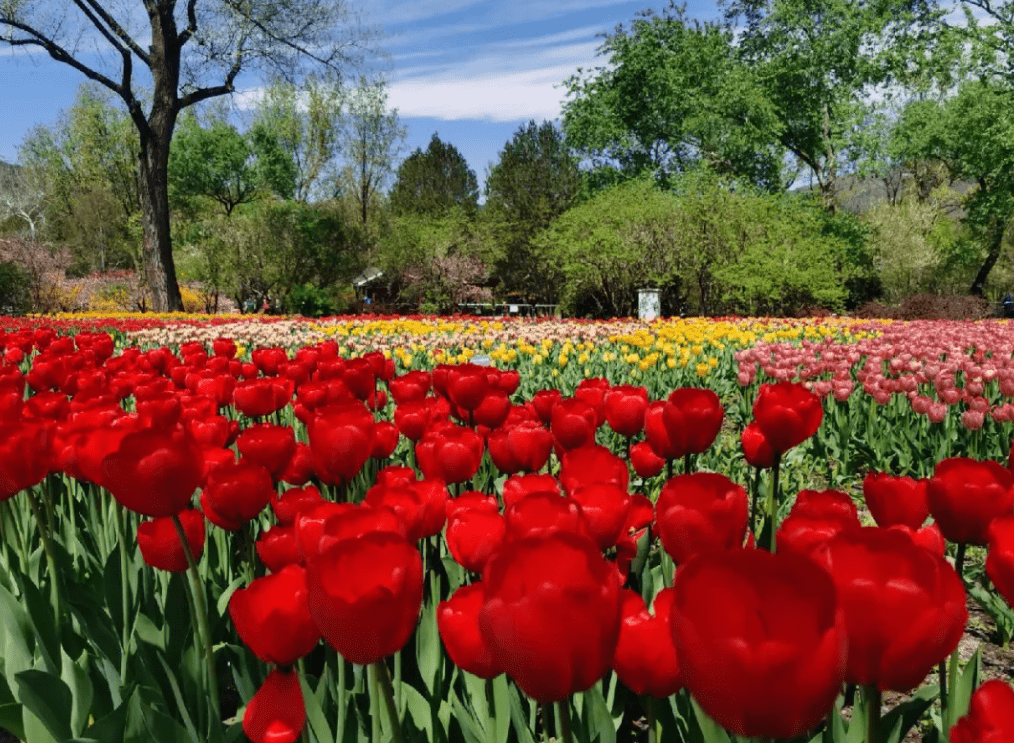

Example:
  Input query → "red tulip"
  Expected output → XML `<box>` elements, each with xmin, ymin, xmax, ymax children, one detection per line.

<box><xmin>950</xmin><ymin>679</ymin><xmax>1014</xmax><ymax>743</ymax></box>
<box><xmin>752</xmin><ymin>382</ymin><xmax>823</xmax><ymax>453</ymax></box>
<box><xmin>102</xmin><ymin>428</ymin><xmax>203</xmax><ymax>517</ymax></box>
<box><xmin>370</xmin><ymin>421</ymin><xmax>400</xmax><ymax>460</ymax></box>
<box><xmin>740</xmin><ymin>422</ymin><xmax>775</xmax><ymax>468</ymax></box>
<box><xmin>629</xmin><ymin>441</ymin><xmax>665</xmax><ymax>478</ymax></box>
<box><xmin>531</xmin><ymin>389</ymin><xmax>561</xmax><ymax>426</ymax></box>
<box><xmin>503</xmin><ymin>491</ymin><xmax>591</xmax><ymax>542</ymax></box>
<box><xmin>777</xmin><ymin>490</ymin><xmax>861</xmax><ymax>557</ymax></box>
<box><xmin>987</xmin><ymin>514</ymin><xmax>1014</xmax><ymax>609</ymax></box>
<box><xmin>603</xmin><ymin>385</ymin><xmax>648</xmax><ymax>437</ymax></box>
<box><xmin>446</xmin><ymin>364</ymin><xmax>489</xmax><ymax>411</ymax></box>
<box><xmin>478</xmin><ymin>531</ymin><xmax>622</xmax><ymax>702</ymax></box>
<box><xmin>863</xmin><ymin>472</ymin><xmax>929</xmax><ymax>530</ymax></box>
<box><xmin>644</xmin><ymin>401</ymin><xmax>681</xmax><ymax>461</ymax></box>
<box><xmin>568</xmin><ymin>483</ymin><xmax>632</xmax><ymax>550</ymax></box>
<box><xmin>471</xmin><ymin>390</ymin><xmax>511</xmax><ymax>429</ymax></box>
<box><xmin>271</xmin><ymin>485</ymin><xmax>324</xmax><ymax>526</ymax></box>
<box><xmin>278</xmin><ymin>442</ymin><xmax>313</xmax><ymax>486</ymax></box>
<box><xmin>315</xmin><ymin>504</ymin><xmax>405</xmax><ymax>556</ymax></box>
<box><xmin>437</xmin><ymin>583</ymin><xmax>503</xmax><ymax>679</ymax></box>
<box><xmin>671</xmin><ymin>548</ymin><xmax>846</xmax><ymax>740</ymax></box>
<box><xmin>612</xmin><ymin>588</ymin><xmax>681</xmax><ymax>698</ymax></box>
<box><xmin>136</xmin><ymin>509</ymin><xmax>206</xmax><ymax>572</ymax></box>
<box><xmin>887</xmin><ymin>523</ymin><xmax>947</xmax><ymax>556</ymax></box>
<box><xmin>233</xmin><ymin>377</ymin><xmax>294</xmax><ymax>418</ymax></box>
<box><xmin>200</xmin><ymin>460</ymin><xmax>275</xmax><ymax>531</ymax></box>
<box><xmin>388</xmin><ymin>370</ymin><xmax>432</xmax><ymax>405</ymax></box>
<box><xmin>574</xmin><ymin>377</ymin><xmax>610</xmax><ymax>426</ymax></box>
<box><xmin>663</xmin><ymin>388</ymin><xmax>724</xmax><ymax>455</ymax></box>
<box><xmin>0</xmin><ymin>419</ymin><xmax>50</xmax><ymax>500</ymax></box>
<box><xmin>415</xmin><ymin>422</ymin><xmax>484</xmax><ymax>485</ymax></box>
<box><xmin>501</xmin><ymin>473</ymin><xmax>560</xmax><ymax>508</ymax></box>
<box><xmin>252</xmin><ymin>347</ymin><xmax>289</xmax><ymax>376</ymax></box>
<box><xmin>307</xmin><ymin>402</ymin><xmax>376</xmax><ymax>486</ymax></box>
<box><xmin>655</xmin><ymin>473</ymin><xmax>749</xmax><ymax>564</ymax></box>
<box><xmin>558</xmin><ymin>445</ymin><xmax>628</xmax><ymax>495</ymax></box>
<box><xmin>229</xmin><ymin>564</ymin><xmax>321</xmax><ymax>666</ymax></box>
<box><xmin>550</xmin><ymin>397</ymin><xmax>598</xmax><ymax>450</ymax></box>
<box><xmin>812</xmin><ymin>527</ymin><xmax>967</xmax><ymax>691</ymax></box>
<box><xmin>363</xmin><ymin>484</ymin><xmax>427</xmax><ymax>542</ymax></box>
<box><xmin>236</xmin><ymin>423</ymin><xmax>297</xmax><ymax>480</ymax></box>
<box><xmin>256</xmin><ymin>526</ymin><xmax>302</xmax><ymax>572</ymax></box>
<box><xmin>445</xmin><ymin>508</ymin><xmax>506</xmax><ymax>573</ymax></box>
<box><xmin>487</xmin><ymin>421</ymin><xmax>554</xmax><ymax>475</ymax></box>
<box><xmin>243</xmin><ymin>669</ymin><xmax>305</xmax><ymax>743</ymax></box>
<box><xmin>928</xmin><ymin>458</ymin><xmax>1014</xmax><ymax>545</ymax></box>
<box><xmin>306</xmin><ymin>531</ymin><xmax>423</xmax><ymax>665</ymax></box>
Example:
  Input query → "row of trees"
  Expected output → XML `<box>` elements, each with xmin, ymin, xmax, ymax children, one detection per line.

<box><xmin>4</xmin><ymin>0</ymin><xmax>1014</xmax><ymax>316</ymax></box>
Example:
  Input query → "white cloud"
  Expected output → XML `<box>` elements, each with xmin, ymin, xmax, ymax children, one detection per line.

<box><xmin>388</xmin><ymin>63</ymin><xmax>579</xmax><ymax>121</ymax></box>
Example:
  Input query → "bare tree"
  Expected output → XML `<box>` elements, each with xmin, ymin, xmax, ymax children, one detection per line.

<box><xmin>0</xmin><ymin>161</ymin><xmax>47</xmax><ymax>239</ymax></box>
<box><xmin>0</xmin><ymin>1</ymin><xmax>377</xmax><ymax>310</ymax></box>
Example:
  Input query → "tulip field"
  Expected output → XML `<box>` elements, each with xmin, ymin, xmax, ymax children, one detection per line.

<box><xmin>4</xmin><ymin>312</ymin><xmax>1014</xmax><ymax>743</ymax></box>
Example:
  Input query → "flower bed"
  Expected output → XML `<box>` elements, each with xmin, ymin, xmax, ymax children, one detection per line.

<box><xmin>0</xmin><ymin>314</ymin><xmax>1012</xmax><ymax>743</ymax></box>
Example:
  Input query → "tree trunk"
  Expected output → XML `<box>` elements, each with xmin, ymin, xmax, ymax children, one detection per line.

<box><xmin>970</xmin><ymin>220</ymin><xmax>1007</xmax><ymax>297</ymax></box>
<box><xmin>138</xmin><ymin>128</ymin><xmax>183</xmax><ymax>312</ymax></box>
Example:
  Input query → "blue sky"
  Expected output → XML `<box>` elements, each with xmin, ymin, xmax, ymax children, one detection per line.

<box><xmin>0</xmin><ymin>0</ymin><xmax>723</xmax><ymax>196</ymax></box>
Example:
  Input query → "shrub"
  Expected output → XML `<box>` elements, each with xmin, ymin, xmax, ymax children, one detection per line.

<box><xmin>284</xmin><ymin>284</ymin><xmax>336</xmax><ymax>318</ymax></box>
<box><xmin>0</xmin><ymin>262</ymin><xmax>32</xmax><ymax>315</ymax></box>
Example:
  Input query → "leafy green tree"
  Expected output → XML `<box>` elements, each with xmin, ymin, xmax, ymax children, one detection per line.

<box><xmin>561</xmin><ymin>3</ymin><xmax>784</xmax><ymax>191</ymax></box>
<box><xmin>169</xmin><ymin>113</ymin><xmax>296</xmax><ymax>216</ymax></box>
<box><xmin>18</xmin><ymin>84</ymin><xmax>142</xmax><ymax>273</ymax></box>
<box><xmin>721</xmin><ymin>0</ymin><xmax>940</xmax><ymax>209</ymax></box>
<box><xmin>388</xmin><ymin>134</ymin><xmax>479</xmax><ymax>217</ymax></box>
<box><xmin>177</xmin><ymin>198</ymin><xmax>365</xmax><ymax>312</ymax></box>
<box><xmin>334</xmin><ymin>78</ymin><xmax>406</xmax><ymax>225</ymax></box>
<box><xmin>484</xmin><ymin>120</ymin><xmax>581</xmax><ymax>301</ymax></box>
<box><xmin>892</xmin><ymin>80</ymin><xmax>1014</xmax><ymax>296</ymax></box>
<box><xmin>537</xmin><ymin>169</ymin><xmax>869</xmax><ymax>317</ymax></box>
<box><xmin>1</xmin><ymin>0</ymin><xmax>376</xmax><ymax>311</ymax></box>
<box><xmin>250</xmin><ymin>75</ymin><xmax>345</xmax><ymax>203</ymax></box>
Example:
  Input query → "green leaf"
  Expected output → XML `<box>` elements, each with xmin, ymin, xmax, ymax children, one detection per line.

<box><xmin>492</xmin><ymin>674</ymin><xmax>510</xmax><ymax>743</ymax></box>
<box><xmin>509</xmin><ymin>682</ymin><xmax>536</xmax><ymax>743</ymax></box>
<box><xmin>581</xmin><ymin>683</ymin><xmax>618</xmax><ymax>743</ymax></box>
<box><xmin>450</xmin><ymin>688</ymin><xmax>485</xmax><ymax>743</ymax></box>
<box><xmin>951</xmin><ymin>648</ymin><xmax>981</xmax><ymax>724</ymax></box>
<box><xmin>61</xmin><ymin>648</ymin><xmax>94</xmax><ymax>738</ymax></box>
<box><xmin>416</xmin><ymin>582</ymin><xmax>441</xmax><ymax>696</ymax></box>
<box><xmin>134</xmin><ymin>612</ymin><xmax>165</xmax><ymax>651</ymax></box>
<box><xmin>16</xmin><ymin>669</ymin><xmax>73</xmax><ymax>742</ymax></box>
<box><xmin>66</xmin><ymin>701</ymin><xmax>129</xmax><ymax>743</ymax></box>
<box><xmin>690</xmin><ymin>696</ymin><xmax>732</xmax><ymax>743</ymax></box>
<box><xmin>15</xmin><ymin>572</ymin><xmax>61</xmax><ymax>675</ymax></box>
<box><xmin>215</xmin><ymin>575</ymin><xmax>247</xmax><ymax>619</ymax></box>
<box><xmin>124</xmin><ymin>686</ymin><xmax>191</xmax><ymax>743</ymax></box>
<box><xmin>0</xmin><ymin>582</ymin><xmax>35</xmax><ymax>683</ymax></box>
<box><xmin>300</xmin><ymin>672</ymin><xmax>336</xmax><ymax>743</ymax></box>
<box><xmin>880</xmin><ymin>683</ymin><xmax>937</xmax><ymax>743</ymax></box>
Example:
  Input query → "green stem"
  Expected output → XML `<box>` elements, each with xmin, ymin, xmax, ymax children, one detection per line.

<box><xmin>541</xmin><ymin>704</ymin><xmax>552</xmax><ymax>741</ymax></box>
<box><xmin>766</xmin><ymin>451</ymin><xmax>782</xmax><ymax>553</ymax></box>
<box><xmin>485</xmin><ymin>677</ymin><xmax>497</xmax><ymax>743</ymax></box>
<box><xmin>172</xmin><ymin>515</ymin><xmax>220</xmax><ymax>733</ymax></box>
<box><xmin>865</xmin><ymin>685</ymin><xmax>881</xmax><ymax>743</ymax></box>
<box><xmin>557</xmin><ymin>699</ymin><xmax>573</xmax><ymax>743</ymax></box>
<box><xmin>394</xmin><ymin>650</ymin><xmax>402</xmax><ymax>716</ymax></box>
<box><xmin>939</xmin><ymin>661</ymin><xmax>948</xmax><ymax>724</ymax></box>
<box><xmin>646</xmin><ymin>696</ymin><xmax>657</xmax><ymax>743</ymax></box>
<box><xmin>114</xmin><ymin>505</ymin><xmax>132</xmax><ymax>679</ymax></box>
<box><xmin>683</xmin><ymin>452</ymin><xmax>691</xmax><ymax>475</ymax></box>
<box><xmin>27</xmin><ymin>489</ymin><xmax>60</xmax><ymax>622</ymax></box>
<box><xmin>374</xmin><ymin>661</ymin><xmax>403</xmax><ymax>743</ymax></box>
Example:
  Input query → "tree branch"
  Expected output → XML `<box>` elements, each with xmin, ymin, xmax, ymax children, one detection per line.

<box><xmin>76</xmin><ymin>0</ymin><xmax>151</xmax><ymax>66</ymax></box>
<box><xmin>179</xmin><ymin>38</ymin><xmax>246</xmax><ymax>109</ymax></box>
<box><xmin>0</xmin><ymin>20</ymin><xmax>124</xmax><ymax>95</ymax></box>
<box><xmin>178</xmin><ymin>0</ymin><xmax>199</xmax><ymax>47</ymax></box>
<box><xmin>219</xmin><ymin>0</ymin><xmax>346</xmax><ymax>70</ymax></box>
